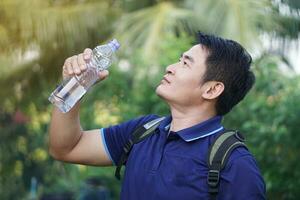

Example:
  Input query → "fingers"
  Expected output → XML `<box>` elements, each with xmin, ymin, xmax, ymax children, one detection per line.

<box><xmin>83</xmin><ymin>48</ymin><xmax>93</xmax><ymax>61</ymax></box>
<box><xmin>63</xmin><ymin>57</ymin><xmax>74</xmax><ymax>77</ymax></box>
<box><xmin>62</xmin><ymin>48</ymin><xmax>92</xmax><ymax>78</ymax></box>
<box><xmin>70</xmin><ymin>55</ymin><xmax>81</xmax><ymax>75</ymax></box>
<box><xmin>77</xmin><ymin>53</ymin><xmax>87</xmax><ymax>71</ymax></box>
<box><xmin>62</xmin><ymin>48</ymin><xmax>110</xmax><ymax>84</ymax></box>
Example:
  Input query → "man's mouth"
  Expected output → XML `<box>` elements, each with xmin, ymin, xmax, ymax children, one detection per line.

<box><xmin>162</xmin><ymin>76</ymin><xmax>171</xmax><ymax>84</ymax></box>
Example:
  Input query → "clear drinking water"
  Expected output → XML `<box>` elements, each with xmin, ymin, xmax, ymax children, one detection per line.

<box><xmin>48</xmin><ymin>39</ymin><xmax>120</xmax><ymax>113</ymax></box>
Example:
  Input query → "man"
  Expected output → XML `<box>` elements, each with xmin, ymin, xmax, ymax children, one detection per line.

<box><xmin>49</xmin><ymin>32</ymin><xmax>266</xmax><ymax>199</ymax></box>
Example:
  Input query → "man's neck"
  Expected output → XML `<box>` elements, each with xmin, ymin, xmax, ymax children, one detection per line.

<box><xmin>169</xmin><ymin>104</ymin><xmax>216</xmax><ymax>132</ymax></box>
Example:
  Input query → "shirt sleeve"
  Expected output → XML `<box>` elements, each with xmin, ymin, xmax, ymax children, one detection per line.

<box><xmin>218</xmin><ymin>148</ymin><xmax>266</xmax><ymax>200</ymax></box>
<box><xmin>101</xmin><ymin>114</ymin><xmax>159</xmax><ymax>165</ymax></box>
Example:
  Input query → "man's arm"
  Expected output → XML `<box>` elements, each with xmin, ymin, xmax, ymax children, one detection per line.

<box><xmin>48</xmin><ymin>48</ymin><xmax>112</xmax><ymax>166</ymax></box>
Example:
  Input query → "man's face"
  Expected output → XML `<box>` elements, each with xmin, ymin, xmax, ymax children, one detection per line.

<box><xmin>156</xmin><ymin>44</ymin><xmax>209</xmax><ymax>106</ymax></box>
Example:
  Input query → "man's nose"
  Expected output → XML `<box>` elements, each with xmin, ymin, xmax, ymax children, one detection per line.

<box><xmin>166</xmin><ymin>63</ymin><xmax>176</xmax><ymax>74</ymax></box>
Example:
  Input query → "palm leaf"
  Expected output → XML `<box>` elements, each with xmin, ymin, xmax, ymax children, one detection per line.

<box><xmin>114</xmin><ymin>2</ymin><xmax>195</xmax><ymax>62</ymax></box>
<box><xmin>185</xmin><ymin>0</ymin><xmax>274</xmax><ymax>49</ymax></box>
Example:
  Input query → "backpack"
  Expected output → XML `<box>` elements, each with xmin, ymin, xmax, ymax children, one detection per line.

<box><xmin>114</xmin><ymin>117</ymin><xmax>247</xmax><ymax>200</ymax></box>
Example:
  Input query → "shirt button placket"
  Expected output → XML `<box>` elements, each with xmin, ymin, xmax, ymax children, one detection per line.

<box><xmin>150</xmin><ymin>130</ymin><xmax>168</xmax><ymax>172</ymax></box>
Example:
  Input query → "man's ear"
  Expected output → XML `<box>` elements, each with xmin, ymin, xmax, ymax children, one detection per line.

<box><xmin>201</xmin><ymin>81</ymin><xmax>224</xmax><ymax>100</ymax></box>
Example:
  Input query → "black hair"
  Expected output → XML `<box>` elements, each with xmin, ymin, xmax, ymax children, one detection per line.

<box><xmin>197</xmin><ymin>32</ymin><xmax>255</xmax><ymax>116</ymax></box>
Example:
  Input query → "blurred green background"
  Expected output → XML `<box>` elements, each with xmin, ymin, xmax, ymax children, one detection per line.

<box><xmin>0</xmin><ymin>0</ymin><xmax>299</xmax><ymax>199</ymax></box>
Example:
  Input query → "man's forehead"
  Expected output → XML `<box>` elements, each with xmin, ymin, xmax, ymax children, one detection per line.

<box><xmin>184</xmin><ymin>44</ymin><xmax>207</xmax><ymax>62</ymax></box>
<box><xmin>190</xmin><ymin>44</ymin><xmax>206</xmax><ymax>53</ymax></box>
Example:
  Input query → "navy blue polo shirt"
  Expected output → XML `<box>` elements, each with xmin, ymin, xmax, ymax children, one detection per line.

<box><xmin>101</xmin><ymin>115</ymin><xmax>266</xmax><ymax>200</ymax></box>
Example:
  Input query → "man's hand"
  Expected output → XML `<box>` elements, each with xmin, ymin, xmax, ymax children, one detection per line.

<box><xmin>62</xmin><ymin>48</ymin><xmax>109</xmax><ymax>82</ymax></box>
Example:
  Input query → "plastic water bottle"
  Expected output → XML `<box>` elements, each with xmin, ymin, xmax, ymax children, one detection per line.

<box><xmin>49</xmin><ymin>39</ymin><xmax>120</xmax><ymax>113</ymax></box>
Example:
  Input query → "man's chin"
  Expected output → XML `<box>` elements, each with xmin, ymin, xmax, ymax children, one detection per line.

<box><xmin>155</xmin><ymin>86</ymin><xmax>167</xmax><ymax>100</ymax></box>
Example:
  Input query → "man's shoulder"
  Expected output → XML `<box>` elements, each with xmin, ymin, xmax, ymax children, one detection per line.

<box><xmin>229</xmin><ymin>147</ymin><xmax>254</xmax><ymax>164</ymax></box>
<box><xmin>223</xmin><ymin>146</ymin><xmax>262</xmax><ymax>177</ymax></box>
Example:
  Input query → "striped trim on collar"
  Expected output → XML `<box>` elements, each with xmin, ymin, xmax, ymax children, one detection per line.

<box><xmin>161</xmin><ymin>116</ymin><xmax>224</xmax><ymax>142</ymax></box>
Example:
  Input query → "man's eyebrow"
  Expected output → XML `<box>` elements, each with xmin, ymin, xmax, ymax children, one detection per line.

<box><xmin>180</xmin><ymin>53</ymin><xmax>195</xmax><ymax>63</ymax></box>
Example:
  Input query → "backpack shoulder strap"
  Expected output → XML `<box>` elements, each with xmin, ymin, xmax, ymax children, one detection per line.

<box><xmin>115</xmin><ymin>117</ymin><xmax>165</xmax><ymax>180</ymax></box>
<box><xmin>207</xmin><ymin>130</ymin><xmax>247</xmax><ymax>200</ymax></box>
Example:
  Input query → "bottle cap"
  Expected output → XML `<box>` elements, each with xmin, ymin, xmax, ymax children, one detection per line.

<box><xmin>108</xmin><ymin>39</ymin><xmax>121</xmax><ymax>52</ymax></box>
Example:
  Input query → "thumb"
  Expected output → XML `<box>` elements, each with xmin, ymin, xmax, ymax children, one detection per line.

<box><xmin>98</xmin><ymin>70</ymin><xmax>109</xmax><ymax>81</ymax></box>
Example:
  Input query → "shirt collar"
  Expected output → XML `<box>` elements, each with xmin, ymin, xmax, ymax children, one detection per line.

<box><xmin>158</xmin><ymin>115</ymin><xmax>224</xmax><ymax>142</ymax></box>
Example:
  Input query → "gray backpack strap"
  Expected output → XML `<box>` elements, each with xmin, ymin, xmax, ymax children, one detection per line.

<box><xmin>115</xmin><ymin>117</ymin><xmax>165</xmax><ymax>180</ymax></box>
<box><xmin>207</xmin><ymin>130</ymin><xmax>247</xmax><ymax>200</ymax></box>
